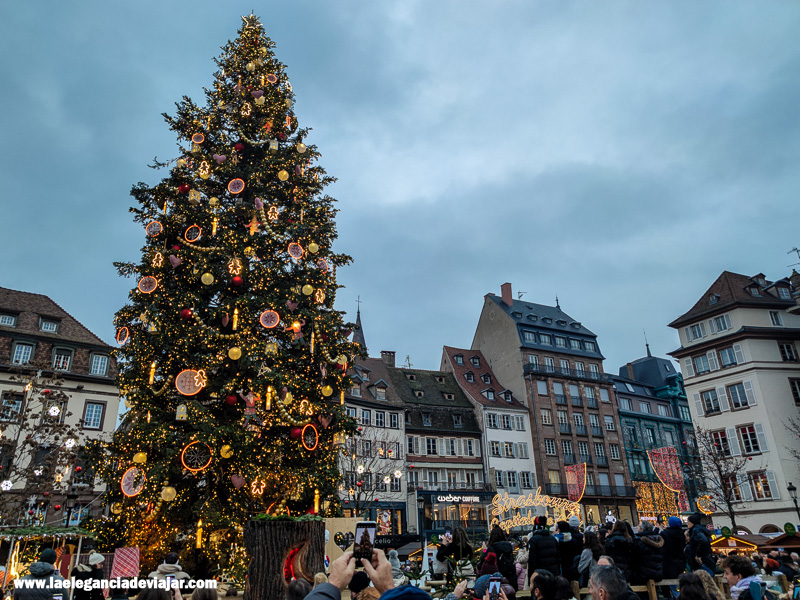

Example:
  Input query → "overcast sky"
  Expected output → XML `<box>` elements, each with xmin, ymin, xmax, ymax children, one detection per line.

<box><xmin>2</xmin><ymin>1</ymin><xmax>799</xmax><ymax>376</ymax></box>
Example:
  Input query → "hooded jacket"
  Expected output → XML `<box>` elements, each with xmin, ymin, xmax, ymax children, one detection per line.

<box><xmin>686</xmin><ymin>526</ymin><xmax>715</xmax><ymax>571</ymax></box>
<box><xmin>147</xmin><ymin>563</ymin><xmax>191</xmax><ymax>581</ymax></box>
<box><xmin>556</xmin><ymin>523</ymin><xmax>584</xmax><ymax>581</ymax></box>
<box><xmin>603</xmin><ymin>531</ymin><xmax>634</xmax><ymax>582</ymax></box>
<box><xmin>631</xmin><ymin>530</ymin><xmax>664</xmax><ymax>583</ymax></box>
<box><xmin>13</xmin><ymin>562</ymin><xmax>66</xmax><ymax>600</ymax></box>
<box><xmin>527</xmin><ymin>529</ymin><xmax>561</xmax><ymax>578</ymax></box>
<box><xmin>71</xmin><ymin>563</ymin><xmax>105</xmax><ymax>600</ymax></box>
<box><xmin>481</xmin><ymin>541</ymin><xmax>517</xmax><ymax>590</ymax></box>
<box><xmin>660</xmin><ymin>524</ymin><xmax>687</xmax><ymax>579</ymax></box>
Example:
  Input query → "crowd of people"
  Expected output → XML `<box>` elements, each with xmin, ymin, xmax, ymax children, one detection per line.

<box><xmin>9</xmin><ymin>515</ymin><xmax>799</xmax><ymax>600</ymax></box>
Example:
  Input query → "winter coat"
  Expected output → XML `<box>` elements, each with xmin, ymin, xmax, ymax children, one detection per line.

<box><xmin>484</xmin><ymin>541</ymin><xmax>517</xmax><ymax>590</ymax></box>
<box><xmin>13</xmin><ymin>562</ymin><xmax>66</xmax><ymax>600</ymax></box>
<box><xmin>515</xmin><ymin>562</ymin><xmax>526</xmax><ymax>590</ymax></box>
<box><xmin>148</xmin><ymin>563</ymin><xmax>191</xmax><ymax>582</ymax></box>
<box><xmin>578</xmin><ymin>548</ymin><xmax>597</xmax><ymax>587</ymax></box>
<box><xmin>71</xmin><ymin>564</ymin><xmax>105</xmax><ymax>600</ymax></box>
<box><xmin>527</xmin><ymin>529</ymin><xmax>562</xmax><ymax>579</ymax></box>
<box><xmin>631</xmin><ymin>531</ymin><xmax>664</xmax><ymax>583</ymax></box>
<box><xmin>603</xmin><ymin>532</ymin><xmax>634</xmax><ymax>582</ymax></box>
<box><xmin>660</xmin><ymin>525</ymin><xmax>687</xmax><ymax>579</ymax></box>
<box><xmin>686</xmin><ymin>526</ymin><xmax>715</xmax><ymax>572</ymax></box>
<box><xmin>557</xmin><ymin>529</ymin><xmax>584</xmax><ymax>581</ymax></box>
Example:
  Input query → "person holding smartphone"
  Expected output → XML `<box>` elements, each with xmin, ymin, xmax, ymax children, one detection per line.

<box><xmin>12</xmin><ymin>549</ymin><xmax>66</xmax><ymax>600</ymax></box>
<box><xmin>722</xmin><ymin>555</ymin><xmax>769</xmax><ymax>600</ymax></box>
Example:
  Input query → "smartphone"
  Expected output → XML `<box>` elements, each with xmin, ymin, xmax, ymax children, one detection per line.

<box><xmin>489</xmin><ymin>576</ymin><xmax>502</xmax><ymax>600</ymax></box>
<box><xmin>165</xmin><ymin>575</ymin><xmax>176</xmax><ymax>590</ymax></box>
<box><xmin>444</xmin><ymin>529</ymin><xmax>452</xmax><ymax>543</ymax></box>
<box><xmin>53</xmin><ymin>595</ymin><xmax>63</xmax><ymax>600</ymax></box>
<box><xmin>353</xmin><ymin>521</ymin><xmax>377</xmax><ymax>561</ymax></box>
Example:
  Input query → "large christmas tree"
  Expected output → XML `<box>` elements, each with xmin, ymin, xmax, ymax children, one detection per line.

<box><xmin>95</xmin><ymin>14</ymin><xmax>359</xmax><ymax>572</ymax></box>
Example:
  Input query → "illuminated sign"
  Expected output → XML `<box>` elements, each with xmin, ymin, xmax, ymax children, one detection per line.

<box><xmin>490</xmin><ymin>489</ymin><xmax>582</xmax><ymax>533</ymax></box>
<box><xmin>436</xmin><ymin>494</ymin><xmax>481</xmax><ymax>503</ymax></box>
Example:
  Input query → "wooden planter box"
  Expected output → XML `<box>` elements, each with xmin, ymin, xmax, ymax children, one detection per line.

<box><xmin>243</xmin><ymin>518</ymin><xmax>325</xmax><ymax>600</ymax></box>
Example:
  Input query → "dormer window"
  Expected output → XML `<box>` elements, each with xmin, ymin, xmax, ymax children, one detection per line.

<box><xmin>465</xmin><ymin>372</ymin><xmax>474</xmax><ymax>383</ymax></box>
<box><xmin>557</xmin><ymin>319</ymin><xmax>567</xmax><ymax>327</ymax></box>
<box><xmin>527</xmin><ymin>314</ymin><xmax>538</xmax><ymax>321</ymax></box>
<box><xmin>748</xmin><ymin>286</ymin><xmax>761</xmax><ymax>297</ymax></box>
<box><xmin>542</xmin><ymin>317</ymin><xmax>553</xmax><ymax>324</ymax></box>
<box><xmin>778</xmin><ymin>287</ymin><xmax>792</xmax><ymax>300</ymax></box>
<box><xmin>481</xmin><ymin>374</ymin><xmax>491</xmax><ymax>385</ymax></box>
<box><xmin>350</xmin><ymin>384</ymin><xmax>362</xmax><ymax>397</ymax></box>
<box><xmin>483</xmin><ymin>389</ymin><xmax>495</xmax><ymax>401</ymax></box>
<box><xmin>470</xmin><ymin>357</ymin><xmax>480</xmax><ymax>367</ymax></box>
<box><xmin>585</xmin><ymin>341</ymin><xmax>596</xmax><ymax>352</ymax></box>
<box><xmin>453</xmin><ymin>415</ymin><xmax>463</xmax><ymax>428</ymax></box>
<box><xmin>511</xmin><ymin>311</ymin><xmax>523</xmax><ymax>318</ymax></box>
<box><xmin>503</xmin><ymin>392</ymin><xmax>513</xmax><ymax>403</ymax></box>
<box><xmin>415</xmin><ymin>391</ymin><xmax>425</xmax><ymax>398</ymax></box>
<box><xmin>454</xmin><ymin>354</ymin><xmax>464</xmax><ymax>365</ymax></box>
<box><xmin>375</xmin><ymin>387</ymin><xmax>387</xmax><ymax>401</ymax></box>
<box><xmin>709</xmin><ymin>294</ymin><xmax>720</xmax><ymax>305</ymax></box>
<box><xmin>570</xmin><ymin>322</ymin><xmax>581</xmax><ymax>329</ymax></box>
<box><xmin>422</xmin><ymin>413</ymin><xmax>432</xmax><ymax>426</ymax></box>
<box><xmin>0</xmin><ymin>315</ymin><xmax>16</xmax><ymax>327</ymax></box>
<box><xmin>52</xmin><ymin>348</ymin><xmax>72</xmax><ymax>371</ymax></box>
<box><xmin>40</xmin><ymin>319</ymin><xmax>59</xmax><ymax>333</ymax></box>
<box><xmin>436</xmin><ymin>376</ymin><xmax>445</xmax><ymax>384</ymax></box>
<box><xmin>406</xmin><ymin>374</ymin><xmax>416</xmax><ymax>381</ymax></box>
<box><xmin>444</xmin><ymin>393</ymin><xmax>454</xmax><ymax>401</ymax></box>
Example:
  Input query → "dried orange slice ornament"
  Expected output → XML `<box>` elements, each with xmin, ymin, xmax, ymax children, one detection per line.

<box><xmin>287</xmin><ymin>243</ymin><xmax>304</xmax><ymax>259</ymax></box>
<box><xmin>259</xmin><ymin>310</ymin><xmax>280</xmax><ymax>329</ymax></box>
<box><xmin>121</xmin><ymin>466</ymin><xmax>147</xmax><ymax>497</ymax></box>
<box><xmin>138</xmin><ymin>277</ymin><xmax>158</xmax><ymax>294</ymax></box>
<box><xmin>191</xmin><ymin>133</ymin><xmax>205</xmax><ymax>144</ymax></box>
<box><xmin>228</xmin><ymin>178</ymin><xmax>245</xmax><ymax>194</ymax></box>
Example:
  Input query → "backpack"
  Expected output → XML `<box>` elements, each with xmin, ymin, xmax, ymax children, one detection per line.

<box><xmin>497</xmin><ymin>550</ymin><xmax>516</xmax><ymax>582</ymax></box>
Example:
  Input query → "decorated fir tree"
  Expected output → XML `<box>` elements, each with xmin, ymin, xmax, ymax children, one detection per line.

<box><xmin>96</xmin><ymin>14</ymin><xmax>359</xmax><ymax>575</ymax></box>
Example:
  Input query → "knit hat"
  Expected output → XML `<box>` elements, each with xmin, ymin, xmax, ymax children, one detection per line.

<box><xmin>668</xmin><ymin>517</ymin><xmax>683</xmax><ymax>528</ymax></box>
<box><xmin>39</xmin><ymin>549</ymin><xmax>58</xmax><ymax>565</ymax></box>
<box><xmin>474</xmin><ymin>573</ymin><xmax>503</xmax><ymax>598</ymax></box>
<box><xmin>568</xmin><ymin>516</ymin><xmax>581</xmax><ymax>528</ymax></box>
<box><xmin>534</xmin><ymin>516</ymin><xmax>548</xmax><ymax>528</ymax></box>
<box><xmin>485</xmin><ymin>552</ymin><xmax>497</xmax><ymax>564</ymax></box>
<box><xmin>687</xmin><ymin>514</ymin><xmax>703</xmax><ymax>525</ymax></box>
<box><xmin>88</xmin><ymin>553</ymin><xmax>105</xmax><ymax>566</ymax></box>
<box><xmin>379</xmin><ymin>585</ymin><xmax>433</xmax><ymax>600</ymax></box>
<box><xmin>387</xmin><ymin>549</ymin><xmax>400</xmax><ymax>568</ymax></box>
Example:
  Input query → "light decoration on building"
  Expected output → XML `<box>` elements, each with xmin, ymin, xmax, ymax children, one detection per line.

<box><xmin>565</xmin><ymin>462</ymin><xmax>587</xmax><ymax>502</ymax></box>
<box><xmin>647</xmin><ymin>446</ymin><xmax>684</xmax><ymax>492</ymax></box>
<box><xmin>634</xmin><ymin>480</ymin><xmax>680</xmax><ymax>520</ymax></box>
<box><xmin>696</xmin><ymin>494</ymin><xmax>715</xmax><ymax>515</ymax></box>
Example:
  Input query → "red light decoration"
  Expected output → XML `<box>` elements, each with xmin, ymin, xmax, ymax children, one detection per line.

<box><xmin>565</xmin><ymin>462</ymin><xmax>587</xmax><ymax>502</ymax></box>
<box><xmin>647</xmin><ymin>446</ymin><xmax>684</xmax><ymax>492</ymax></box>
<box><xmin>116</xmin><ymin>327</ymin><xmax>129</xmax><ymax>344</ymax></box>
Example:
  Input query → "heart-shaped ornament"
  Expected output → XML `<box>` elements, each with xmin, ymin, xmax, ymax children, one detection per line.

<box><xmin>286</xmin><ymin>300</ymin><xmax>298</xmax><ymax>312</ymax></box>
<box><xmin>213</xmin><ymin>154</ymin><xmax>226</xmax><ymax>164</ymax></box>
<box><xmin>251</xmin><ymin>90</ymin><xmax>264</xmax><ymax>98</ymax></box>
<box><xmin>221</xmin><ymin>314</ymin><xmax>230</xmax><ymax>327</ymax></box>
<box><xmin>334</xmin><ymin>532</ymin><xmax>347</xmax><ymax>550</ymax></box>
<box><xmin>254</xmin><ymin>197</ymin><xmax>264</xmax><ymax>209</ymax></box>
<box><xmin>231</xmin><ymin>475</ymin><xmax>245</xmax><ymax>489</ymax></box>
<box><xmin>169</xmin><ymin>255</ymin><xmax>181</xmax><ymax>268</ymax></box>
<box><xmin>319</xmin><ymin>415</ymin><xmax>332</xmax><ymax>429</ymax></box>
<box><xmin>344</xmin><ymin>532</ymin><xmax>355</xmax><ymax>548</ymax></box>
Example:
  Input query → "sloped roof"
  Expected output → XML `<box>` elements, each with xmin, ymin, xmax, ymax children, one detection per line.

<box><xmin>669</xmin><ymin>271</ymin><xmax>794</xmax><ymax>328</ymax></box>
<box><xmin>442</xmin><ymin>345</ymin><xmax>527</xmax><ymax>411</ymax></box>
<box><xmin>0</xmin><ymin>286</ymin><xmax>110</xmax><ymax>347</ymax></box>
<box><xmin>386</xmin><ymin>366</ymin><xmax>481</xmax><ymax>434</ymax></box>
<box><xmin>348</xmin><ymin>357</ymin><xmax>405</xmax><ymax>407</ymax></box>
<box><xmin>486</xmin><ymin>294</ymin><xmax>597</xmax><ymax>337</ymax></box>
<box><xmin>621</xmin><ymin>353</ymin><xmax>680</xmax><ymax>389</ymax></box>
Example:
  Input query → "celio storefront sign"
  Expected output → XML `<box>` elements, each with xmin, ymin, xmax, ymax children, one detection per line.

<box><xmin>490</xmin><ymin>489</ymin><xmax>581</xmax><ymax>532</ymax></box>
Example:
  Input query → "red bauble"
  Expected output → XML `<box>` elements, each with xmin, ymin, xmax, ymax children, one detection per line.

<box><xmin>224</xmin><ymin>394</ymin><xmax>238</xmax><ymax>406</ymax></box>
<box><xmin>180</xmin><ymin>309</ymin><xmax>193</xmax><ymax>321</ymax></box>
<box><xmin>54</xmin><ymin>504</ymin><xmax>62</xmax><ymax>510</ymax></box>
<box><xmin>28</xmin><ymin>510</ymin><xmax>34</xmax><ymax>515</ymax></box>
<box><xmin>290</xmin><ymin>427</ymin><xmax>302</xmax><ymax>439</ymax></box>
<box><xmin>43</xmin><ymin>389</ymin><xmax>51</xmax><ymax>395</ymax></box>
<box><xmin>75</xmin><ymin>466</ymin><xmax>82</xmax><ymax>473</ymax></box>
<box><xmin>231</xmin><ymin>276</ymin><xmax>244</xmax><ymax>287</ymax></box>
<box><xmin>178</xmin><ymin>184</ymin><xmax>190</xmax><ymax>194</ymax></box>
<box><xmin>43</xmin><ymin>492</ymin><xmax>49</xmax><ymax>496</ymax></box>
<box><xmin>409</xmin><ymin>464</ymin><xmax>415</xmax><ymax>469</ymax></box>
<box><xmin>277</xmin><ymin>132</ymin><xmax>287</xmax><ymax>141</ymax></box>
<box><xmin>356</xmin><ymin>481</ymin><xmax>362</xmax><ymax>487</ymax></box>
<box><xmin>234</xmin><ymin>143</ymin><xmax>245</xmax><ymax>152</ymax></box>
<box><xmin>172</xmin><ymin>245</ymin><xmax>181</xmax><ymax>252</ymax></box>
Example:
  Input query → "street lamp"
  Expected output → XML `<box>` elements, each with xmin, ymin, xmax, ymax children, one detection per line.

<box><xmin>787</xmin><ymin>482</ymin><xmax>800</xmax><ymax>525</ymax></box>
<box><xmin>416</xmin><ymin>491</ymin><xmax>425</xmax><ymax>564</ymax></box>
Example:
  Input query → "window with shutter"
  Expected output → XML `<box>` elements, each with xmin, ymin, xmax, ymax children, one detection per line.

<box><xmin>754</xmin><ymin>423</ymin><xmax>769</xmax><ymax>452</ymax></box>
<box><xmin>743</xmin><ymin>381</ymin><xmax>757</xmax><ymax>406</ymax></box>
<box><xmin>707</xmin><ymin>351</ymin><xmax>720</xmax><ymax>371</ymax></box>
<box><xmin>717</xmin><ymin>387</ymin><xmax>730</xmax><ymax>411</ymax></box>
<box><xmin>737</xmin><ymin>474</ymin><xmax>753</xmax><ymax>501</ymax></box>
<box><xmin>726</xmin><ymin>428</ymin><xmax>741</xmax><ymax>455</ymax></box>
<box><xmin>733</xmin><ymin>344</ymin><xmax>745</xmax><ymax>364</ymax></box>
<box><xmin>766</xmin><ymin>470</ymin><xmax>780</xmax><ymax>499</ymax></box>
<box><xmin>693</xmin><ymin>393</ymin><xmax>703</xmax><ymax>417</ymax></box>
<box><xmin>684</xmin><ymin>358</ymin><xmax>695</xmax><ymax>378</ymax></box>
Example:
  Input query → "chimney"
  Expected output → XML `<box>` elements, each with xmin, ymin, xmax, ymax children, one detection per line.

<box><xmin>501</xmin><ymin>282</ymin><xmax>513</xmax><ymax>306</ymax></box>
<box><xmin>381</xmin><ymin>351</ymin><xmax>396</xmax><ymax>367</ymax></box>
<box><xmin>626</xmin><ymin>362</ymin><xmax>635</xmax><ymax>380</ymax></box>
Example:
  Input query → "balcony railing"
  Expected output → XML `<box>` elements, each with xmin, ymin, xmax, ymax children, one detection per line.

<box><xmin>578</xmin><ymin>455</ymin><xmax>592</xmax><ymax>465</ymax></box>
<box><xmin>587</xmin><ymin>398</ymin><xmax>599</xmax><ymax>408</ymax></box>
<box><xmin>563</xmin><ymin>453</ymin><xmax>577</xmax><ymax>465</ymax></box>
<box><xmin>575</xmin><ymin>424</ymin><xmax>588</xmax><ymax>436</ymax></box>
<box><xmin>555</xmin><ymin>395</ymin><xmax>567</xmax><ymax>405</ymax></box>
<box><xmin>545</xmin><ymin>483</ymin><xmax>564</xmax><ymax>495</ymax></box>
<box><xmin>524</xmin><ymin>363</ymin><xmax>610</xmax><ymax>382</ymax></box>
<box><xmin>596</xmin><ymin>456</ymin><xmax>609</xmax><ymax>467</ymax></box>
<box><xmin>559</xmin><ymin>423</ymin><xmax>572</xmax><ymax>434</ymax></box>
<box><xmin>590</xmin><ymin>426</ymin><xmax>604</xmax><ymax>437</ymax></box>
<box><xmin>582</xmin><ymin>484</ymin><xmax>635</xmax><ymax>498</ymax></box>
<box><xmin>571</xmin><ymin>396</ymin><xmax>583</xmax><ymax>407</ymax></box>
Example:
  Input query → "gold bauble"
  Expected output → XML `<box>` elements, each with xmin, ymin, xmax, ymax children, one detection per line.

<box><xmin>243</xmin><ymin>246</ymin><xmax>255</xmax><ymax>257</ymax></box>
<box><xmin>302</xmin><ymin>285</ymin><xmax>314</xmax><ymax>296</ymax></box>
<box><xmin>110</xmin><ymin>502</ymin><xmax>123</xmax><ymax>515</ymax></box>
<box><xmin>133</xmin><ymin>452</ymin><xmax>147</xmax><ymax>464</ymax></box>
<box><xmin>209</xmin><ymin>197</ymin><xmax>219</xmax><ymax>206</ymax></box>
<box><xmin>246</xmin><ymin>62</ymin><xmax>256</xmax><ymax>72</ymax></box>
<box><xmin>228</xmin><ymin>347</ymin><xmax>242</xmax><ymax>360</ymax></box>
<box><xmin>218</xmin><ymin>100</ymin><xmax>225</xmax><ymax>108</ymax></box>
<box><xmin>278</xmin><ymin>170</ymin><xmax>289</xmax><ymax>181</ymax></box>
<box><xmin>161</xmin><ymin>486</ymin><xmax>177</xmax><ymax>502</ymax></box>
<box><xmin>337</xmin><ymin>355</ymin><xmax>348</xmax><ymax>365</ymax></box>
<box><xmin>285</xmin><ymin>99</ymin><xmax>293</xmax><ymax>108</ymax></box>
<box><xmin>259</xmin><ymin>47</ymin><xmax>268</xmax><ymax>56</ymax></box>
<box><xmin>296</xmin><ymin>143</ymin><xmax>307</xmax><ymax>154</ymax></box>
<box><xmin>201</xmin><ymin>273</ymin><xmax>215</xmax><ymax>285</ymax></box>
<box><xmin>322</xmin><ymin>385</ymin><xmax>333</xmax><ymax>397</ymax></box>
<box><xmin>220</xmin><ymin>445</ymin><xmax>234</xmax><ymax>458</ymax></box>
<box><xmin>176</xmin><ymin>159</ymin><xmax>187</xmax><ymax>168</ymax></box>
<box><xmin>308</xmin><ymin>242</ymin><xmax>319</xmax><ymax>254</ymax></box>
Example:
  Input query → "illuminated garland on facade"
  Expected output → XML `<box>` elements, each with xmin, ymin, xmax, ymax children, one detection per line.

<box><xmin>565</xmin><ymin>463</ymin><xmax>587</xmax><ymax>502</ymax></box>
<box><xmin>634</xmin><ymin>480</ymin><xmax>680</xmax><ymax>520</ymax></box>
<box><xmin>647</xmin><ymin>446</ymin><xmax>684</xmax><ymax>492</ymax></box>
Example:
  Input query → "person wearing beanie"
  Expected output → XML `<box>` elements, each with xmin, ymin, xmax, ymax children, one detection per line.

<box><xmin>13</xmin><ymin>549</ymin><xmax>66</xmax><ymax>600</ymax></box>
<box><xmin>71</xmin><ymin>552</ymin><xmax>105</xmax><ymax>600</ymax></box>
<box><xmin>478</xmin><ymin>552</ymin><xmax>499</xmax><ymax>577</ymax></box>
<box><xmin>148</xmin><ymin>552</ymin><xmax>191</xmax><ymax>583</ymax></box>
<box><xmin>660</xmin><ymin>517</ymin><xmax>687</xmax><ymax>580</ymax></box>
<box><xmin>527</xmin><ymin>515</ymin><xmax>561</xmax><ymax>584</ymax></box>
<box><xmin>685</xmin><ymin>514</ymin><xmax>715</xmax><ymax>575</ymax></box>
<box><xmin>387</xmin><ymin>549</ymin><xmax>405</xmax><ymax>586</ymax></box>
<box><xmin>556</xmin><ymin>518</ymin><xmax>583</xmax><ymax>582</ymax></box>
<box><xmin>569</xmin><ymin>516</ymin><xmax>581</xmax><ymax>531</ymax></box>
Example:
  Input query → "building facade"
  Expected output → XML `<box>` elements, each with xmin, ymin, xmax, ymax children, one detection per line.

<box><xmin>0</xmin><ymin>287</ymin><xmax>120</xmax><ymax>525</ymax></box>
<box><xmin>385</xmin><ymin>359</ymin><xmax>490</xmax><ymax>539</ymax></box>
<box><xmin>669</xmin><ymin>271</ymin><xmax>800</xmax><ymax>534</ymax></box>
<box><xmin>471</xmin><ymin>283</ymin><xmax>637</xmax><ymax>525</ymax></box>
<box><xmin>440</xmin><ymin>346</ymin><xmax>538</xmax><ymax>500</ymax></box>
<box><xmin>611</xmin><ymin>348</ymin><xmax>697</xmax><ymax>521</ymax></box>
